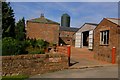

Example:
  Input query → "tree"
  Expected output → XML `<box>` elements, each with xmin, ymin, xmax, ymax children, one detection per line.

<box><xmin>15</xmin><ymin>17</ymin><xmax>26</xmax><ymax>41</ymax></box>
<box><xmin>2</xmin><ymin>2</ymin><xmax>15</xmax><ymax>38</ymax></box>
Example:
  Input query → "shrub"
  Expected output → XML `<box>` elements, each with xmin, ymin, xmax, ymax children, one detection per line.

<box><xmin>35</xmin><ymin>39</ymin><xmax>49</xmax><ymax>49</ymax></box>
<box><xmin>2</xmin><ymin>37</ymin><xmax>49</xmax><ymax>56</ymax></box>
<box><xmin>2</xmin><ymin>37</ymin><xmax>27</xmax><ymax>56</ymax></box>
<box><xmin>29</xmin><ymin>50</ymin><xmax>45</xmax><ymax>54</ymax></box>
<box><xmin>2</xmin><ymin>37</ymin><xmax>17</xmax><ymax>55</ymax></box>
<box><xmin>26</xmin><ymin>46</ymin><xmax>45</xmax><ymax>54</ymax></box>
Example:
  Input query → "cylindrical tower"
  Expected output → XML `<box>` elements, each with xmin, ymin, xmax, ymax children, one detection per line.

<box><xmin>61</xmin><ymin>13</ymin><xmax>70</xmax><ymax>27</ymax></box>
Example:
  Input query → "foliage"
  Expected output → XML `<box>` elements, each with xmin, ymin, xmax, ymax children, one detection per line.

<box><xmin>2</xmin><ymin>2</ymin><xmax>15</xmax><ymax>38</ymax></box>
<box><xmin>2</xmin><ymin>37</ymin><xmax>27</xmax><ymax>56</ymax></box>
<box><xmin>15</xmin><ymin>17</ymin><xmax>26</xmax><ymax>41</ymax></box>
<box><xmin>25</xmin><ymin>39</ymin><xmax>49</xmax><ymax>54</ymax></box>
<box><xmin>29</xmin><ymin>49</ymin><xmax>45</xmax><ymax>54</ymax></box>
<box><xmin>49</xmin><ymin>42</ymin><xmax>57</xmax><ymax>47</ymax></box>
<box><xmin>25</xmin><ymin>38</ymin><xmax>49</xmax><ymax>49</ymax></box>
<box><xmin>2</xmin><ymin>75</ymin><xmax>29</xmax><ymax>80</ymax></box>
<box><xmin>35</xmin><ymin>39</ymin><xmax>49</xmax><ymax>49</ymax></box>
<box><xmin>2</xmin><ymin>37</ymin><xmax>49</xmax><ymax>55</ymax></box>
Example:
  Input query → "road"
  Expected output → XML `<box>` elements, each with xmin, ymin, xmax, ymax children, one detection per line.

<box><xmin>30</xmin><ymin>65</ymin><xmax>118</xmax><ymax>78</ymax></box>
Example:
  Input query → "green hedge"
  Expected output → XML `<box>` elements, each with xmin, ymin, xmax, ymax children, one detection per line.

<box><xmin>2</xmin><ymin>37</ymin><xmax>27</xmax><ymax>56</ymax></box>
<box><xmin>2</xmin><ymin>37</ymin><xmax>49</xmax><ymax>56</ymax></box>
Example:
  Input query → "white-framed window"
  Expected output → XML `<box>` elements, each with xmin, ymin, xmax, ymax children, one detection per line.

<box><xmin>100</xmin><ymin>30</ymin><xmax>109</xmax><ymax>45</ymax></box>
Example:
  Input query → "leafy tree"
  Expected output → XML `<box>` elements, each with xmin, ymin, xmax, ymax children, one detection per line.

<box><xmin>15</xmin><ymin>17</ymin><xmax>26</xmax><ymax>40</ymax></box>
<box><xmin>2</xmin><ymin>2</ymin><xmax>15</xmax><ymax>38</ymax></box>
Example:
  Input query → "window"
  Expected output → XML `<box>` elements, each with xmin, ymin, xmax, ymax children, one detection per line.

<box><xmin>100</xmin><ymin>30</ymin><xmax>109</xmax><ymax>45</ymax></box>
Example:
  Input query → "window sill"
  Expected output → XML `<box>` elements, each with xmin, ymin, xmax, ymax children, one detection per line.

<box><xmin>99</xmin><ymin>44</ymin><xmax>109</xmax><ymax>46</ymax></box>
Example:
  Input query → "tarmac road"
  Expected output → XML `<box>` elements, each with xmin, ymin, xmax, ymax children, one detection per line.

<box><xmin>30</xmin><ymin>65</ymin><xmax>118</xmax><ymax>78</ymax></box>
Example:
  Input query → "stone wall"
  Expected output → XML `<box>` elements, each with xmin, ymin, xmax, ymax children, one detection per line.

<box><xmin>2</xmin><ymin>53</ymin><xmax>68</xmax><ymax>76</ymax></box>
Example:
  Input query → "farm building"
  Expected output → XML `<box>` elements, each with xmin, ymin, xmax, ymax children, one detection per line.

<box><xmin>59</xmin><ymin>27</ymin><xmax>78</xmax><ymax>46</ymax></box>
<box><xmin>75</xmin><ymin>23</ymin><xmax>98</xmax><ymax>50</ymax></box>
<box><xmin>59</xmin><ymin>13</ymin><xmax>78</xmax><ymax>46</ymax></box>
<box><xmin>26</xmin><ymin>13</ymin><xmax>78</xmax><ymax>46</ymax></box>
<box><xmin>93</xmin><ymin>18</ymin><xmax>120</xmax><ymax>63</ymax></box>
<box><xmin>26</xmin><ymin>14</ymin><xmax>60</xmax><ymax>45</ymax></box>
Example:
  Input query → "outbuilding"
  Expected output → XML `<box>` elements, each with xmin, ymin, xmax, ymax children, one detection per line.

<box><xmin>59</xmin><ymin>26</ymin><xmax>78</xmax><ymax>46</ymax></box>
<box><xmin>93</xmin><ymin>18</ymin><xmax>120</xmax><ymax>63</ymax></box>
<box><xmin>26</xmin><ymin>14</ymin><xmax>60</xmax><ymax>45</ymax></box>
<box><xmin>75</xmin><ymin>23</ymin><xmax>98</xmax><ymax>50</ymax></box>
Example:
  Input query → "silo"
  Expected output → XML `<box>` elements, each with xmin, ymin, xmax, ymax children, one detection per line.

<box><xmin>61</xmin><ymin>13</ymin><xmax>70</xmax><ymax>27</ymax></box>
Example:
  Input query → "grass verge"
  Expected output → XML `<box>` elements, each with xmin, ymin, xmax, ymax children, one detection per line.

<box><xmin>1</xmin><ymin>75</ymin><xmax>29</xmax><ymax>80</ymax></box>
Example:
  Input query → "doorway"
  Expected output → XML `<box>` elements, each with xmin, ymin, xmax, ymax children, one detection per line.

<box><xmin>83</xmin><ymin>31</ymin><xmax>89</xmax><ymax>46</ymax></box>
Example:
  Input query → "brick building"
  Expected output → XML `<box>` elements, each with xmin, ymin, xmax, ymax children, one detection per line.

<box><xmin>59</xmin><ymin>27</ymin><xmax>78</xmax><ymax>46</ymax></box>
<box><xmin>93</xmin><ymin>18</ymin><xmax>120</xmax><ymax>63</ymax></box>
<box><xmin>26</xmin><ymin>14</ymin><xmax>78</xmax><ymax>46</ymax></box>
<box><xmin>59</xmin><ymin>13</ymin><xmax>78</xmax><ymax>46</ymax></box>
<box><xmin>26</xmin><ymin>14</ymin><xmax>60</xmax><ymax>45</ymax></box>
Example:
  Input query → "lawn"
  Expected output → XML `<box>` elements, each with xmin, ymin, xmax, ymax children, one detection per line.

<box><xmin>1</xmin><ymin>75</ymin><xmax>29</xmax><ymax>80</ymax></box>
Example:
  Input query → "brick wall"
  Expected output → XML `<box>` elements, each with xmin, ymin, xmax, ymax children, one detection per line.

<box><xmin>118</xmin><ymin>27</ymin><xmax>120</xmax><ymax>63</ymax></box>
<box><xmin>2</xmin><ymin>53</ymin><xmax>68</xmax><ymax>76</ymax></box>
<box><xmin>26</xmin><ymin>21</ymin><xmax>60</xmax><ymax>45</ymax></box>
<box><xmin>56</xmin><ymin>46</ymin><xmax>68</xmax><ymax>55</ymax></box>
<box><xmin>59</xmin><ymin>31</ymin><xmax>75</xmax><ymax>45</ymax></box>
<box><xmin>93</xmin><ymin>18</ymin><xmax>119</xmax><ymax>63</ymax></box>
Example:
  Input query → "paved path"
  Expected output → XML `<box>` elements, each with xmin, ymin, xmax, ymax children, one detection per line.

<box><xmin>70</xmin><ymin>47</ymin><xmax>111</xmax><ymax>68</ymax></box>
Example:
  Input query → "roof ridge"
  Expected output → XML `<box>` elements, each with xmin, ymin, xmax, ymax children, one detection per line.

<box><xmin>106</xmin><ymin>18</ymin><xmax>120</xmax><ymax>20</ymax></box>
<box><xmin>27</xmin><ymin>17</ymin><xmax>60</xmax><ymax>25</ymax></box>
<box><xmin>85</xmin><ymin>23</ymin><xmax>98</xmax><ymax>25</ymax></box>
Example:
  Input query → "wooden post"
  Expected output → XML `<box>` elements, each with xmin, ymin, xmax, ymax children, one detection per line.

<box><xmin>112</xmin><ymin>47</ymin><xmax>116</xmax><ymax>64</ymax></box>
<box><xmin>67</xmin><ymin>45</ymin><xmax>71</xmax><ymax>66</ymax></box>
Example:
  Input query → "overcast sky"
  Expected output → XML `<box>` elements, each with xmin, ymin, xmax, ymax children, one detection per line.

<box><xmin>10</xmin><ymin>2</ymin><xmax>118</xmax><ymax>28</ymax></box>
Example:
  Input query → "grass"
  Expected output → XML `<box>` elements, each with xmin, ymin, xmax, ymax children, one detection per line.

<box><xmin>1</xmin><ymin>75</ymin><xmax>29</xmax><ymax>80</ymax></box>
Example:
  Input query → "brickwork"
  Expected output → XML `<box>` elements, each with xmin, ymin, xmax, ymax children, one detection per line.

<box><xmin>59</xmin><ymin>31</ymin><xmax>75</xmax><ymax>45</ymax></box>
<box><xmin>26</xmin><ymin>20</ymin><xmax>60</xmax><ymax>45</ymax></box>
<box><xmin>93</xmin><ymin>18</ymin><xmax>120</xmax><ymax>63</ymax></box>
<box><xmin>56</xmin><ymin>46</ymin><xmax>68</xmax><ymax>55</ymax></box>
<box><xmin>2</xmin><ymin>53</ymin><xmax>68</xmax><ymax>76</ymax></box>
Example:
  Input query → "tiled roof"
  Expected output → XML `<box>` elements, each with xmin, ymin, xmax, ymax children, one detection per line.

<box><xmin>27</xmin><ymin>16</ymin><xmax>60</xmax><ymax>25</ymax></box>
<box><xmin>106</xmin><ymin>18</ymin><xmax>120</xmax><ymax>26</ymax></box>
<box><xmin>60</xmin><ymin>26</ymin><xmax>79</xmax><ymax>32</ymax></box>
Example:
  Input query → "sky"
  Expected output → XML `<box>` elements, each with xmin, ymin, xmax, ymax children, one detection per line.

<box><xmin>10</xmin><ymin>2</ymin><xmax>118</xmax><ymax>28</ymax></box>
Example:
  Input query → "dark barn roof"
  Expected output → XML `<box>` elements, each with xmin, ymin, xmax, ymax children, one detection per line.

<box><xmin>60</xmin><ymin>26</ymin><xmax>79</xmax><ymax>32</ymax></box>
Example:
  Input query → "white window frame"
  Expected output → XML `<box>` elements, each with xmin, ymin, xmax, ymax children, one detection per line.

<box><xmin>100</xmin><ymin>30</ymin><xmax>109</xmax><ymax>45</ymax></box>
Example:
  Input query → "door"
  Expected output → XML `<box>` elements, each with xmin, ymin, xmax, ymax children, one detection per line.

<box><xmin>89</xmin><ymin>30</ymin><xmax>93</xmax><ymax>49</ymax></box>
<box><xmin>75</xmin><ymin>32</ymin><xmax>82</xmax><ymax>48</ymax></box>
